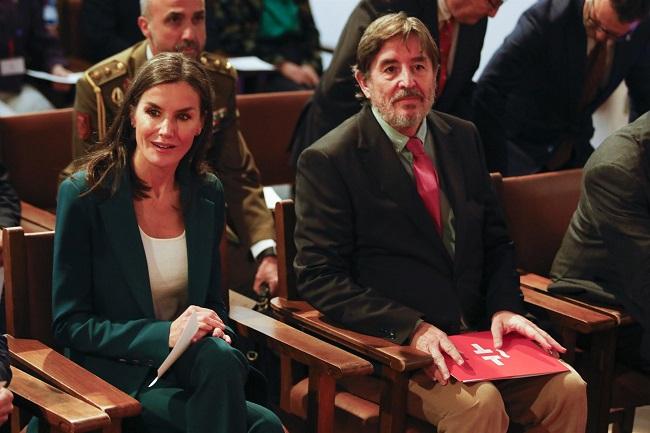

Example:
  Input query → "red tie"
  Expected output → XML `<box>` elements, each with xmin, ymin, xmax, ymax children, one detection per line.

<box><xmin>406</xmin><ymin>137</ymin><xmax>442</xmax><ymax>234</ymax></box>
<box><xmin>437</xmin><ymin>19</ymin><xmax>453</xmax><ymax>97</ymax></box>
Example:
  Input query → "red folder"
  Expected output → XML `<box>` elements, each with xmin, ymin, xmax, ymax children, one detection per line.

<box><xmin>444</xmin><ymin>331</ymin><xmax>568</xmax><ymax>383</ymax></box>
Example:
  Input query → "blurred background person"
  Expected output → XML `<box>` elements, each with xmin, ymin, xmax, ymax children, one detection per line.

<box><xmin>473</xmin><ymin>0</ymin><xmax>650</xmax><ymax>175</ymax></box>
<box><xmin>550</xmin><ymin>111</ymin><xmax>650</xmax><ymax>373</ymax></box>
<box><xmin>210</xmin><ymin>0</ymin><xmax>322</xmax><ymax>92</ymax></box>
<box><xmin>0</xmin><ymin>0</ymin><xmax>73</xmax><ymax>115</ymax></box>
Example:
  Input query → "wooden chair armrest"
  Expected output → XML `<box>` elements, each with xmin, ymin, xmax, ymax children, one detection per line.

<box><xmin>521</xmin><ymin>286</ymin><xmax>615</xmax><ymax>333</ymax></box>
<box><xmin>519</xmin><ymin>272</ymin><xmax>552</xmax><ymax>291</ymax></box>
<box><xmin>19</xmin><ymin>201</ymin><xmax>56</xmax><ymax>232</ymax></box>
<box><xmin>231</xmin><ymin>306</ymin><xmax>373</xmax><ymax>378</ymax></box>
<box><xmin>270</xmin><ymin>298</ymin><xmax>431</xmax><ymax>372</ymax></box>
<box><xmin>7</xmin><ymin>336</ymin><xmax>141</xmax><ymax>419</ymax></box>
<box><xmin>520</xmin><ymin>272</ymin><xmax>633</xmax><ymax>326</ymax></box>
<box><xmin>9</xmin><ymin>366</ymin><xmax>111</xmax><ymax>432</ymax></box>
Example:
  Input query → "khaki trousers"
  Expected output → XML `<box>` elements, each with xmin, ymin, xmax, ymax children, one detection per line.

<box><xmin>341</xmin><ymin>362</ymin><xmax>587</xmax><ymax>433</ymax></box>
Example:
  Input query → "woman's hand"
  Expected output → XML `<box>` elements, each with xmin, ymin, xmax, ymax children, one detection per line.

<box><xmin>169</xmin><ymin>305</ymin><xmax>229</xmax><ymax>347</ymax></box>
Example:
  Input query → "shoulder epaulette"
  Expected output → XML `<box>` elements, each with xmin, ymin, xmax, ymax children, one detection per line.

<box><xmin>84</xmin><ymin>58</ymin><xmax>128</xmax><ymax>143</ymax></box>
<box><xmin>200</xmin><ymin>52</ymin><xmax>237</xmax><ymax>79</ymax></box>
<box><xmin>85</xmin><ymin>59</ymin><xmax>128</xmax><ymax>88</ymax></box>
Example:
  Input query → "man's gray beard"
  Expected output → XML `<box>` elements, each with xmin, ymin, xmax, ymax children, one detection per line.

<box><xmin>374</xmin><ymin>89</ymin><xmax>435</xmax><ymax>131</ymax></box>
<box><xmin>377</xmin><ymin>107</ymin><xmax>422</xmax><ymax>130</ymax></box>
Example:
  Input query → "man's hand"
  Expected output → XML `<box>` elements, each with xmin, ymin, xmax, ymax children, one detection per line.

<box><xmin>491</xmin><ymin>310</ymin><xmax>565</xmax><ymax>356</ymax></box>
<box><xmin>169</xmin><ymin>305</ymin><xmax>230</xmax><ymax>347</ymax></box>
<box><xmin>0</xmin><ymin>387</ymin><xmax>13</xmax><ymax>425</ymax></box>
<box><xmin>410</xmin><ymin>321</ymin><xmax>464</xmax><ymax>385</ymax></box>
<box><xmin>277</xmin><ymin>62</ymin><xmax>320</xmax><ymax>87</ymax></box>
<box><xmin>253</xmin><ymin>255</ymin><xmax>278</xmax><ymax>296</ymax></box>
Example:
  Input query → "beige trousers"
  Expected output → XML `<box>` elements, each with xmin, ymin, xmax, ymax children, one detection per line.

<box><xmin>340</xmin><ymin>362</ymin><xmax>587</xmax><ymax>433</ymax></box>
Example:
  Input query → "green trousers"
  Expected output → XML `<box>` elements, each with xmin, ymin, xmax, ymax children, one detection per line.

<box><xmin>131</xmin><ymin>337</ymin><xmax>283</xmax><ymax>433</ymax></box>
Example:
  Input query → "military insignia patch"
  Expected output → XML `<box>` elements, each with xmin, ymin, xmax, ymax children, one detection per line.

<box><xmin>111</xmin><ymin>86</ymin><xmax>125</xmax><ymax>106</ymax></box>
<box><xmin>212</xmin><ymin>108</ymin><xmax>228</xmax><ymax>131</ymax></box>
<box><xmin>76</xmin><ymin>112</ymin><xmax>91</xmax><ymax>141</ymax></box>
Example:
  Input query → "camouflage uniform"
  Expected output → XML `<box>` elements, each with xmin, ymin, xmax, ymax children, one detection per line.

<box><xmin>72</xmin><ymin>41</ymin><xmax>274</xmax><ymax>248</ymax></box>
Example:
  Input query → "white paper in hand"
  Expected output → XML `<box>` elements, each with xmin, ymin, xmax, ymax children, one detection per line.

<box><xmin>149</xmin><ymin>312</ymin><xmax>198</xmax><ymax>387</ymax></box>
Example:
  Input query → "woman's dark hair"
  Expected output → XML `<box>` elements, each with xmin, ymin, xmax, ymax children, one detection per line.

<box><xmin>80</xmin><ymin>52</ymin><xmax>214</xmax><ymax>200</ymax></box>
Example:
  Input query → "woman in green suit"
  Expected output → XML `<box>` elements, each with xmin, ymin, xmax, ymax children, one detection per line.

<box><xmin>52</xmin><ymin>52</ymin><xmax>283</xmax><ymax>433</ymax></box>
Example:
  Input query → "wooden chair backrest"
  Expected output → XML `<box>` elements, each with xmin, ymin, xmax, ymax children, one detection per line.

<box><xmin>3</xmin><ymin>228</ymin><xmax>57</xmax><ymax>349</ymax></box>
<box><xmin>274</xmin><ymin>199</ymin><xmax>298</xmax><ymax>300</ymax></box>
<box><xmin>0</xmin><ymin>108</ymin><xmax>74</xmax><ymax>211</ymax></box>
<box><xmin>237</xmin><ymin>90</ymin><xmax>312</xmax><ymax>186</ymax></box>
<box><xmin>499</xmin><ymin>169</ymin><xmax>583</xmax><ymax>275</ymax></box>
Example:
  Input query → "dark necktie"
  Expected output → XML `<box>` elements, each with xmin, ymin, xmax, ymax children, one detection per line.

<box><xmin>580</xmin><ymin>41</ymin><xmax>607</xmax><ymax>109</ymax></box>
<box><xmin>547</xmin><ymin>41</ymin><xmax>608</xmax><ymax>170</ymax></box>
<box><xmin>436</xmin><ymin>19</ymin><xmax>454</xmax><ymax>97</ymax></box>
<box><xmin>406</xmin><ymin>137</ymin><xmax>442</xmax><ymax>234</ymax></box>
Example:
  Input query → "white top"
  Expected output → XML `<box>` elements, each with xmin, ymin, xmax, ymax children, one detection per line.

<box><xmin>139</xmin><ymin>227</ymin><xmax>188</xmax><ymax>321</ymax></box>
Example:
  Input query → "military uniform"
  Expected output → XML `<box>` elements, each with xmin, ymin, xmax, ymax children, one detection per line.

<box><xmin>72</xmin><ymin>41</ymin><xmax>274</xmax><ymax>248</ymax></box>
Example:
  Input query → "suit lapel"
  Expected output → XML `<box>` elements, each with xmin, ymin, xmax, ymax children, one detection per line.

<box><xmin>99</xmin><ymin>177</ymin><xmax>155</xmax><ymax>318</ymax></box>
<box><xmin>356</xmin><ymin>106</ymin><xmax>450</xmax><ymax>257</ymax></box>
<box><xmin>183</xmin><ymin>182</ymin><xmax>215</xmax><ymax>307</ymax></box>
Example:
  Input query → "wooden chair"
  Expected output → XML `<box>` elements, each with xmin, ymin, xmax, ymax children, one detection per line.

<box><xmin>237</xmin><ymin>90</ymin><xmax>312</xmax><ymax>186</ymax></box>
<box><xmin>3</xmin><ymin>226</ymin><xmax>373</xmax><ymax>433</ymax></box>
<box><xmin>0</xmin><ymin>108</ymin><xmax>74</xmax><ymax>232</ymax></box>
<box><xmin>0</xmin><ymin>108</ymin><xmax>73</xmax><ymax>212</ymax></box>
<box><xmin>496</xmin><ymin>169</ymin><xmax>650</xmax><ymax>433</ymax></box>
<box><xmin>7</xmin><ymin>367</ymin><xmax>111</xmax><ymax>433</ymax></box>
<box><xmin>2</xmin><ymin>227</ymin><xmax>142</xmax><ymax>432</ymax></box>
<box><xmin>271</xmin><ymin>199</ymin><xmax>608</xmax><ymax>433</ymax></box>
<box><xmin>272</xmin><ymin>200</ymin><xmax>433</xmax><ymax>433</ymax></box>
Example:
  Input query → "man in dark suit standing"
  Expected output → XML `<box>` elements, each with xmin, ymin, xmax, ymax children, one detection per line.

<box><xmin>474</xmin><ymin>0</ymin><xmax>650</xmax><ymax>175</ymax></box>
<box><xmin>551</xmin><ymin>111</ymin><xmax>650</xmax><ymax>372</ymax></box>
<box><xmin>289</xmin><ymin>0</ymin><xmax>502</xmax><ymax>165</ymax></box>
<box><xmin>295</xmin><ymin>13</ymin><xmax>587</xmax><ymax>432</ymax></box>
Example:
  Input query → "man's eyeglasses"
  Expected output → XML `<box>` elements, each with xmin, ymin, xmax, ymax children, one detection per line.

<box><xmin>584</xmin><ymin>0</ymin><xmax>637</xmax><ymax>40</ymax></box>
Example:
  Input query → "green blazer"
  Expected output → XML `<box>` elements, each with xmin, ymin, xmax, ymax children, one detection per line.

<box><xmin>52</xmin><ymin>170</ymin><xmax>226</xmax><ymax>395</ymax></box>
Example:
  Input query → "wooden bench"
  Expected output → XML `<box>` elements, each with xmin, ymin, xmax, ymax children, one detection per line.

<box><xmin>237</xmin><ymin>90</ymin><xmax>312</xmax><ymax>186</ymax></box>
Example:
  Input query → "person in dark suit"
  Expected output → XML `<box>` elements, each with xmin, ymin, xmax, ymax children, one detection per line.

<box><xmin>550</xmin><ymin>111</ymin><xmax>650</xmax><ymax>372</ymax></box>
<box><xmin>474</xmin><ymin>0</ymin><xmax>650</xmax><ymax>176</ymax></box>
<box><xmin>52</xmin><ymin>52</ymin><xmax>282</xmax><ymax>433</ymax></box>
<box><xmin>295</xmin><ymin>13</ymin><xmax>587</xmax><ymax>433</ymax></box>
<box><xmin>289</xmin><ymin>0</ymin><xmax>500</xmax><ymax>165</ymax></box>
